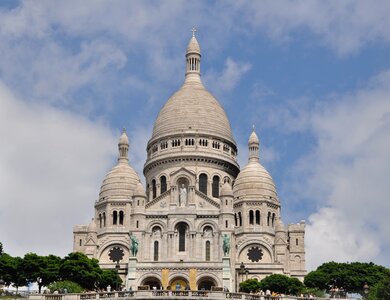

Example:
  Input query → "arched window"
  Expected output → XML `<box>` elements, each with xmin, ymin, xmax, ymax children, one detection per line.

<box><xmin>79</xmin><ymin>239</ymin><xmax>82</xmax><ymax>246</ymax></box>
<box><xmin>99</xmin><ymin>214</ymin><xmax>102</xmax><ymax>228</ymax></box>
<box><xmin>234</xmin><ymin>213</ymin><xmax>238</xmax><ymax>227</ymax></box>
<box><xmin>212</xmin><ymin>176</ymin><xmax>220</xmax><ymax>198</ymax></box>
<box><xmin>136</xmin><ymin>220</ymin><xmax>139</xmax><ymax>228</ymax></box>
<box><xmin>296</xmin><ymin>238</ymin><xmax>299</xmax><ymax>246</ymax></box>
<box><xmin>205</xmin><ymin>241</ymin><xmax>211</xmax><ymax>261</ymax></box>
<box><xmin>272</xmin><ymin>213</ymin><xmax>276</xmax><ymax>227</ymax></box>
<box><xmin>103</xmin><ymin>212</ymin><xmax>106</xmax><ymax>227</ymax></box>
<box><xmin>178</xmin><ymin>223</ymin><xmax>187</xmax><ymax>252</ymax></box>
<box><xmin>152</xmin><ymin>179</ymin><xmax>156</xmax><ymax>199</ymax></box>
<box><xmin>255</xmin><ymin>210</ymin><xmax>260</xmax><ymax>225</ymax></box>
<box><xmin>199</xmin><ymin>173</ymin><xmax>208</xmax><ymax>195</ymax></box>
<box><xmin>119</xmin><ymin>211</ymin><xmax>124</xmax><ymax>225</ymax></box>
<box><xmin>160</xmin><ymin>176</ymin><xmax>167</xmax><ymax>194</ymax></box>
<box><xmin>154</xmin><ymin>241</ymin><xmax>159</xmax><ymax>261</ymax></box>
<box><xmin>113</xmin><ymin>211</ymin><xmax>118</xmax><ymax>225</ymax></box>
<box><xmin>238</xmin><ymin>212</ymin><xmax>242</xmax><ymax>226</ymax></box>
<box><xmin>249</xmin><ymin>210</ymin><xmax>254</xmax><ymax>225</ymax></box>
<box><xmin>267</xmin><ymin>212</ymin><xmax>271</xmax><ymax>226</ymax></box>
<box><xmin>225</xmin><ymin>220</ymin><xmax>228</xmax><ymax>228</ymax></box>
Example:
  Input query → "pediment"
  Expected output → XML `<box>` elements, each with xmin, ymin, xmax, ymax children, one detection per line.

<box><xmin>145</xmin><ymin>189</ymin><xmax>171</xmax><ymax>209</ymax></box>
<box><xmin>195</xmin><ymin>190</ymin><xmax>220</xmax><ymax>209</ymax></box>
<box><xmin>85</xmin><ymin>236</ymin><xmax>97</xmax><ymax>246</ymax></box>
<box><xmin>170</xmin><ymin>167</ymin><xmax>196</xmax><ymax>178</ymax></box>
<box><xmin>275</xmin><ymin>237</ymin><xmax>287</xmax><ymax>245</ymax></box>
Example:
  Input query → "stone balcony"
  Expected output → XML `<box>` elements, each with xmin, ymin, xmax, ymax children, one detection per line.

<box><xmin>28</xmin><ymin>291</ymin><xmax>350</xmax><ymax>300</ymax></box>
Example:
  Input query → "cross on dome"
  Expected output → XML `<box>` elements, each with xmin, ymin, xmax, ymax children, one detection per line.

<box><xmin>192</xmin><ymin>26</ymin><xmax>197</xmax><ymax>37</ymax></box>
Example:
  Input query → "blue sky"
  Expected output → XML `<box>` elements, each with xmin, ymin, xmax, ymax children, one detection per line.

<box><xmin>1</xmin><ymin>1</ymin><xmax>390</xmax><ymax>270</ymax></box>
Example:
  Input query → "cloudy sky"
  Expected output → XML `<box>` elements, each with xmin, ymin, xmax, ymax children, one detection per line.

<box><xmin>1</xmin><ymin>0</ymin><xmax>390</xmax><ymax>271</ymax></box>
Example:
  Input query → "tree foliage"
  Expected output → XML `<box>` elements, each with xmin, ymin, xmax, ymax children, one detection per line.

<box><xmin>60</xmin><ymin>252</ymin><xmax>102</xmax><ymax>290</ymax></box>
<box><xmin>260</xmin><ymin>274</ymin><xmax>303</xmax><ymax>295</ymax></box>
<box><xmin>239</xmin><ymin>278</ymin><xmax>261</xmax><ymax>293</ymax></box>
<box><xmin>367</xmin><ymin>278</ymin><xmax>390</xmax><ymax>300</ymax></box>
<box><xmin>304</xmin><ymin>261</ymin><xmax>390</xmax><ymax>295</ymax></box>
<box><xmin>98</xmin><ymin>269</ymin><xmax>122</xmax><ymax>290</ymax></box>
<box><xmin>240</xmin><ymin>275</ymin><xmax>304</xmax><ymax>295</ymax></box>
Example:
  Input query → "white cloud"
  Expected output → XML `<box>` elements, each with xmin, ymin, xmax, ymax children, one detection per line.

<box><xmin>203</xmin><ymin>57</ymin><xmax>251</xmax><ymax>96</ymax></box>
<box><xmin>236</xmin><ymin>0</ymin><xmax>390</xmax><ymax>55</ymax></box>
<box><xmin>0</xmin><ymin>81</ymin><xmax>117</xmax><ymax>256</ymax></box>
<box><xmin>298</xmin><ymin>70</ymin><xmax>390</xmax><ymax>269</ymax></box>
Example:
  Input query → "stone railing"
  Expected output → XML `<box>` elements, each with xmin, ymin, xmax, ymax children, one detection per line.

<box><xmin>28</xmin><ymin>291</ymin><xmax>353</xmax><ymax>300</ymax></box>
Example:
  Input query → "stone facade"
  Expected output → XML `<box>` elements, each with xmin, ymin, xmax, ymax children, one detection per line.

<box><xmin>73</xmin><ymin>33</ymin><xmax>306</xmax><ymax>292</ymax></box>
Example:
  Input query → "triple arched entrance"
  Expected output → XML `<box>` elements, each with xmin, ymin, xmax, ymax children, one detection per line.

<box><xmin>141</xmin><ymin>276</ymin><xmax>218</xmax><ymax>291</ymax></box>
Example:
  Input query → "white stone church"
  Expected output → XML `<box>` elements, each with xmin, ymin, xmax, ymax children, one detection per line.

<box><xmin>73</xmin><ymin>33</ymin><xmax>306</xmax><ymax>292</ymax></box>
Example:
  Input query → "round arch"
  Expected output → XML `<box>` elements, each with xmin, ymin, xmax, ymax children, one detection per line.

<box><xmin>169</xmin><ymin>276</ymin><xmax>189</xmax><ymax>291</ymax></box>
<box><xmin>138</xmin><ymin>272</ymin><xmax>162</xmax><ymax>289</ymax></box>
<box><xmin>196</xmin><ymin>169</ymin><xmax>211</xmax><ymax>178</ymax></box>
<box><xmin>97</xmin><ymin>241</ymin><xmax>130</xmax><ymax>262</ymax></box>
<box><xmin>237</xmin><ymin>241</ymin><xmax>273</xmax><ymax>264</ymax></box>
<box><xmin>197</xmin><ymin>275</ymin><xmax>219</xmax><ymax>291</ymax></box>
<box><xmin>197</xmin><ymin>220</ymin><xmax>219</xmax><ymax>232</ymax></box>
<box><xmin>146</xmin><ymin>220</ymin><xmax>167</xmax><ymax>232</ymax></box>
<box><xmin>171</xmin><ymin>219</ymin><xmax>194</xmax><ymax>231</ymax></box>
<box><xmin>170</xmin><ymin>172</ymin><xmax>195</xmax><ymax>187</ymax></box>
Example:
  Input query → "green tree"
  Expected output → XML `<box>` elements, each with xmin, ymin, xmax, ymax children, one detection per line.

<box><xmin>48</xmin><ymin>280</ymin><xmax>84</xmax><ymax>293</ymax></box>
<box><xmin>8</xmin><ymin>256</ymin><xmax>28</xmax><ymax>293</ymax></box>
<box><xmin>40</xmin><ymin>255</ymin><xmax>61</xmax><ymax>290</ymax></box>
<box><xmin>239</xmin><ymin>278</ymin><xmax>261</xmax><ymax>293</ymax></box>
<box><xmin>98</xmin><ymin>269</ymin><xmax>122</xmax><ymax>290</ymax></box>
<box><xmin>60</xmin><ymin>252</ymin><xmax>102</xmax><ymax>290</ymax></box>
<box><xmin>0</xmin><ymin>242</ymin><xmax>3</xmax><ymax>255</ymax></box>
<box><xmin>22</xmin><ymin>253</ymin><xmax>44</xmax><ymax>292</ymax></box>
<box><xmin>367</xmin><ymin>278</ymin><xmax>390</xmax><ymax>300</ymax></box>
<box><xmin>0</xmin><ymin>253</ymin><xmax>15</xmax><ymax>286</ymax></box>
<box><xmin>259</xmin><ymin>274</ymin><xmax>303</xmax><ymax>295</ymax></box>
<box><xmin>304</xmin><ymin>262</ymin><xmax>390</xmax><ymax>295</ymax></box>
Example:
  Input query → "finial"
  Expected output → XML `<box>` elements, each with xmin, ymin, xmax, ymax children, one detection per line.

<box><xmin>122</xmin><ymin>127</ymin><xmax>126</xmax><ymax>133</ymax></box>
<box><xmin>192</xmin><ymin>26</ymin><xmax>197</xmax><ymax>37</ymax></box>
<box><xmin>252</xmin><ymin>124</ymin><xmax>255</xmax><ymax>132</ymax></box>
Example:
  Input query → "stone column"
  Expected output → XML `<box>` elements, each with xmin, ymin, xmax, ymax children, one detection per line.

<box><xmin>222</xmin><ymin>256</ymin><xmax>232</xmax><ymax>292</ymax></box>
<box><xmin>126</xmin><ymin>257</ymin><xmax>137</xmax><ymax>290</ymax></box>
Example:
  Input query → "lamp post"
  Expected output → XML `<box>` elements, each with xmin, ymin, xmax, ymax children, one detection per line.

<box><xmin>115</xmin><ymin>262</ymin><xmax>120</xmax><ymax>291</ymax></box>
<box><xmin>238</xmin><ymin>262</ymin><xmax>249</xmax><ymax>292</ymax></box>
<box><xmin>363</xmin><ymin>283</ymin><xmax>369</xmax><ymax>298</ymax></box>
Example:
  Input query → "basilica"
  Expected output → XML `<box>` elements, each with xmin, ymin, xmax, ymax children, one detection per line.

<box><xmin>73</xmin><ymin>33</ymin><xmax>306</xmax><ymax>292</ymax></box>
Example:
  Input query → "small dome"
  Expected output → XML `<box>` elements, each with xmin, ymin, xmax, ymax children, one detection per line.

<box><xmin>99</xmin><ymin>161</ymin><xmax>140</xmax><ymax>200</ymax></box>
<box><xmin>186</xmin><ymin>35</ymin><xmax>201</xmax><ymax>55</ymax></box>
<box><xmin>249</xmin><ymin>130</ymin><xmax>259</xmax><ymax>145</ymax></box>
<box><xmin>220</xmin><ymin>181</ymin><xmax>233</xmax><ymax>197</ymax></box>
<box><xmin>134</xmin><ymin>181</ymin><xmax>147</xmax><ymax>197</ymax></box>
<box><xmin>99</xmin><ymin>131</ymin><xmax>140</xmax><ymax>201</ymax></box>
<box><xmin>233</xmin><ymin>129</ymin><xmax>278</xmax><ymax>201</ymax></box>
<box><xmin>233</xmin><ymin>161</ymin><xmax>277</xmax><ymax>200</ymax></box>
<box><xmin>119</xmin><ymin>128</ymin><xmax>129</xmax><ymax>145</ymax></box>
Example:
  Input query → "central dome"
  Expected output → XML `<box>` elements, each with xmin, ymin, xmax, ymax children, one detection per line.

<box><xmin>151</xmin><ymin>83</ymin><xmax>235</xmax><ymax>143</ymax></box>
<box><xmin>150</xmin><ymin>34</ymin><xmax>235</xmax><ymax>146</ymax></box>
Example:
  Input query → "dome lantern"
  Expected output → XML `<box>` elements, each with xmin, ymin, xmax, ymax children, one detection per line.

<box><xmin>248</xmin><ymin>126</ymin><xmax>260</xmax><ymax>162</ymax></box>
<box><xmin>118</xmin><ymin>128</ymin><xmax>129</xmax><ymax>162</ymax></box>
<box><xmin>185</xmin><ymin>27</ymin><xmax>201</xmax><ymax>84</ymax></box>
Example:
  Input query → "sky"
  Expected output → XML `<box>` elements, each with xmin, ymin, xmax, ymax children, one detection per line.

<box><xmin>1</xmin><ymin>0</ymin><xmax>390</xmax><ymax>271</ymax></box>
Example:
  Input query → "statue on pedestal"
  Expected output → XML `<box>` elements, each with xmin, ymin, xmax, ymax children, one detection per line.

<box><xmin>130</xmin><ymin>235</ymin><xmax>139</xmax><ymax>257</ymax></box>
<box><xmin>223</xmin><ymin>234</ymin><xmax>230</xmax><ymax>256</ymax></box>
<box><xmin>179</xmin><ymin>184</ymin><xmax>187</xmax><ymax>207</ymax></box>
